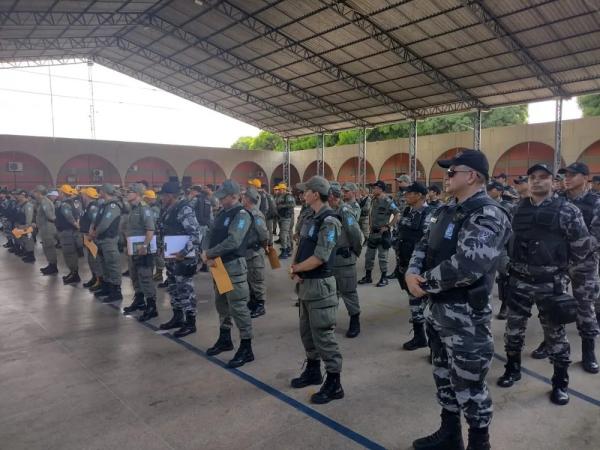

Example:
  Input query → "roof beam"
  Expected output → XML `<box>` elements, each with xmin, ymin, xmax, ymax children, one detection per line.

<box><xmin>321</xmin><ymin>0</ymin><xmax>485</xmax><ymax>110</ymax></box>
<box><xmin>203</xmin><ymin>0</ymin><xmax>415</xmax><ymax>119</ymax></box>
<box><xmin>0</xmin><ymin>36</ymin><xmax>116</xmax><ymax>51</ymax></box>
<box><xmin>459</xmin><ymin>0</ymin><xmax>569</xmax><ymax>98</ymax></box>
<box><xmin>0</xmin><ymin>11</ymin><xmax>144</xmax><ymax>27</ymax></box>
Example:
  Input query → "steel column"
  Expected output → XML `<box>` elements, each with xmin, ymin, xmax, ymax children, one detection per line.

<box><xmin>409</xmin><ymin>119</ymin><xmax>418</xmax><ymax>181</ymax></box>
<box><xmin>554</xmin><ymin>98</ymin><xmax>563</xmax><ymax>173</ymax></box>
<box><xmin>358</xmin><ymin>127</ymin><xmax>367</xmax><ymax>187</ymax></box>
<box><xmin>283</xmin><ymin>137</ymin><xmax>290</xmax><ymax>188</ymax></box>
<box><xmin>317</xmin><ymin>134</ymin><xmax>325</xmax><ymax>177</ymax></box>
<box><xmin>473</xmin><ymin>109</ymin><xmax>482</xmax><ymax>151</ymax></box>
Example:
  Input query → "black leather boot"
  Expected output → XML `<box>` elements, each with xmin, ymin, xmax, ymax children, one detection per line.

<box><xmin>376</xmin><ymin>272</ymin><xmax>389</xmax><ymax>287</ymax></box>
<box><xmin>82</xmin><ymin>276</ymin><xmax>97</xmax><ymax>288</ymax></box>
<box><xmin>291</xmin><ymin>359</ymin><xmax>323</xmax><ymax>388</ymax></box>
<box><xmin>123</xmin><ymin>293</ymin><xmax>146</xmax><ymax>315</ymax></box>
<box><xmin>497</xmin><ymin>352</ymin><xmax>521</xmax><ymax>387</ymax></box>
<box><xmin>159</xmin><ymin>309</ymin><xmax>184</xmax><ymax>330</ymax></box>
<box><xmin>550</xmin><ymin>365</ymin><xmax>570</xmax><ymax>405</ymax></box>
<box><xmin>207</xmin><ymin>328</ymin><xmax>234</xmax><ymax>356</ymax></box>
<box><xmin>102</xmin><ymin>284</ymin><xmax>123</xmax><ymax>303</ymax></box>
<box><xmin>21</xmin><ymin>251</ymin><xmax>35</xmax><ymax>263</ymax></box>
<box><xmin>41</xmin><ymin>263</ymin><xmax>58</xmax><ymax>275</ymax></box>
<box><xmin>413</xmin><ymin>409</ymin><xmax>465</xmax><ymax>450</ymax></box>
<box><xmin>63</xmin><ymin>271</ymin><xmax>81</xmax><ymax>285</ymax></box>
<box><xmin>227</xmin><ymin>339</ymin><xmax>254</xmax><ymax>368</ymax></box>
<box><xmin>173</xmin><ymin>313</ymin><xmax>196</xmax><ymax>338</ymax></box>
<box><xmin>138</xmin><ymin>297</ymin><xmax>158</xmax><ymax>322</ymax></box>
<box><xmin>94</xmin><ymin>282</ymin><xmax>111</xmax><ymax>298</ymax></box>
<box><xmin>466</xmin><ymin>427</ymin><xmax>490</xmax><ymax>450</ymax></box>
<box><xmin>531</xmin><ymin>341</ymin><xmax>548</xmax><ymax>359</ymax></box>
<box><xmin>89</xmin><ymin>277</ymin><xmax>103</xmax><ymax>292</ymax></box>
<box><xmin>403</xmin><ymin>322</ymin><xmax>428</xmax><ymax>351</ymax></box>
<box><xmin>250</xmin><ymin>302</ymin><xmax>266</xmax><ymax>318</ymax></box>
<box><xmin>346</xmin><ymin>314</ymin><xmax>360</xmax><ymax>338</ymax></box>
<box><xmin>358</xmin><ymin>270</ymin><xmax>372</xmax><ymax>284</ymax></box>
<box><xmin>582</xmin><ymin>338</ymin><xmax>599</xmax><ymax>374</ymax></box>
<box><xmin>310</xmin><ymin>372</ymin><xmax>344</xmax><ymax>404</ymax></box>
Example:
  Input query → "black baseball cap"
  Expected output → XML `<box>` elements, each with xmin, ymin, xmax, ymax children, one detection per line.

<box><xmin>369</xmin><ymin>180</ymin><xmax>386</xmax><ymax>191</ymax></box>
<box><xmin>558</xmin><ymin>162</ymin><xmax>589</xmax><ymax>176</ymax></box>
<box><xmin>427</xmin><ymin>185</ymin><xmax>441</xmax><ymax>194</ymax></box>
<box><xmin>527</xmin><ymin>163</ymin><xmax>553</xmax><ymax>176</ymax></box>
<box><xmin>495</xmin><ymin>172</ymin><xmax>507</xmax><ymax>179</ymax></box>
<box><xmin>513</xmin><ymin>175</ymin><xmax>528</xmax><ymax>184</ymax></box>
<box><xmin>160</xmin><ymin>181</ymin><xmax>181</xmax><ymax>194</ymax></box>
<box><xmin>437</xmin><ymin>149</ymin><xmax>489</xmax><ymax>179</ymax></box>
<box><xmin>406</xmin><ymin>182</ymin><xmax>427</xmax><ymax>195</ymax></box>
<box><xmin>486</xmin><ymin>180</ymin><xmax>504</xmax><ymax>191</ymax></box>
<box><xmin>593</xmin><ymin>176</ymin><xmax>600</xmax><ymax>183</ymax></box>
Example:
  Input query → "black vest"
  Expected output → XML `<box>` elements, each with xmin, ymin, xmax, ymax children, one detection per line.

<box><xmin>55</xmin><ymin>200</ymin><xmax>77</xmax><ymax>231</ymax></box>
<box><xmin>571</xmin><ymin>191</ymin><xmax>599</xmax><ymax>228</ymax></box>
<box><xmin>509</xmin><ymin>196</ymin><xmax>568</xmax><ymax>270</ymax></box>
<box><xmin>15</xmin><ymin>203</ymin><xmax>27</xmax><ymax>225</ymax></box>
<box><xmin>397</xmin><ymin>206</ymin><xmax>430</xmax><ymax>264</ymax></box>
<box><xmin>94</xmin><ymin>200</ymin><xmax>121</xmax><ymax>239</ymax></box>
<box><xmin>425</xmin><ymin>195</ymin><xmax>503</xmax><ymax>302</ymax></box>
<box><xmin>295</xmin><ymin>210</ymin><xmax>339</xmax><ymax>279</ymax></box>
<box><xmin>163</xmin><ymin>200</ymin><xmax>189</xmax><ymax>236</ymax></box>
<box><xmin>194</xmin><ymin>195</ymin><xmax>213</xmax><ymax>227</ymax></box>
<box><xmin>79</xmin><ymin>201</ymin><xmax>98</xmax><ymax>233</ymax></box>
<box><xmin>209</xmin><ymin>205</ymin><xmax>252</xmax><ymax>262</ymax></box>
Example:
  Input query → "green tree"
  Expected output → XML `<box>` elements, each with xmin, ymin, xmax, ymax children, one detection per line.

<box><xmin>250</xmin><ymin>130</ymin><xmax>284</xmax><ymax>151</ymax></box>
<box><xmin>231</xmin><ymin>136</ymin><xmax>254</xmax><ymax>150</ymax></box>
<box><xmin>578</xmin><ymin>94</ymin><xmax>600</xmax><ymax>117</ymax></box>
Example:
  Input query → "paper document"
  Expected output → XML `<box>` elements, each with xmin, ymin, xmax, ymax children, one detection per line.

<box><xmin>126</xmin><ymin>235</ymin><xmax>157</xmax><ymax>256</ymax></box>
<box><xmin>267</xmin><ymin>247</ymin><xmax>281</xmax><ymax>269</ymax></box>
<box><xmin>83</xmin><ymin>236</ymin><xmax>98</xmax><ymax>258</ymax></box>
<box><xmin>12</xmin><ymin>226</ymin><xmax>33</xmax><ymax>239</ymax></box>
<box><xmin>209</xmin><ymin>257</ymin><xmax>234</xmax><ymax>294</ymax></box>
<box><xmin>164</xmin><ymin>235</ymin><xmax>195</xmax><ymax>258</ymax></box>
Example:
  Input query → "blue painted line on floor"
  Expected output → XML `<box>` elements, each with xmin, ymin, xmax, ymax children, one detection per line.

<box><xmin>493</xmin><ymin>353</ymin><xmax>600</xmax><ymax>407</ymax></box>
<box><xmin>106</xmin><ymin>304</ymin><xmax>386</xmax><ymax>450</ymax></box>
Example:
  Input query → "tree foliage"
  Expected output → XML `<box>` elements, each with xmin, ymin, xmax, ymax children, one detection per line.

<box><xmin>578</xmin><ymin>94</ymin><xmax>600</xmax><ymax>117</ymax></box>
<box><xmin>231</xmin><ymin>105</ymin><xmax>528</xmax><ymax>151</ymax></box>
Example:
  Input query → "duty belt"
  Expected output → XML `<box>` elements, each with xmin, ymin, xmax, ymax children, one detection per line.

<box><xmin>508</xmin><ymin>269</ymin><xmax>562</xmax><ymax>284</ymax></box>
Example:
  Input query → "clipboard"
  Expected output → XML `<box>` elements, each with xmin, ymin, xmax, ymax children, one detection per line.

<box><xmin>209</xmin><ymin>257</ymin><xmax>234</xmax><ymax>294</ymax></box>
<box><xmin>83</xmin><ymin>236</ymin><xmax>98</xmax><ymax>258</ymax></box>
<box><xmin>164</xmin><ymin>235</ymin><xmax>196</xmax><ymax>259</ymax></box>
<box><xmin>126</xmin><ymin>235</ymin><xmax>157</xmax><ymax>256</ymax></box>
<box><xmin>12</xmin><ymin>226</ymin><xmax>33</xmax><ymax>239</ymax></box>
<box><xmin>267</xmin><ymin>246</ymin><xmax>281</xmax><ymax>269</ymax></box>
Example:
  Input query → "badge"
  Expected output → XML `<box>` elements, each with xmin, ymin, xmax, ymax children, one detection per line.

<box><xmin>327</xmin><ymin>230</ymin><xmax>335</xmax><ymax>242</ymax></box>
<box><xmin>237</xmin><ymin>218</ymin><xmax>246</xmax><ymax>229</ymax></box>
<box><xmin>444</xmin><ymin>223</ymin><xmax>455</xmax><ymax>239</ymax></box>
<box><xmin>224</xmin><ymin>217</ymin><xmax>230</xmax><ymax>227</ymax></box>
<box><xmin>308</xmin><ymin>225</ymin><xmax>315</xmax><ymax>236</ymax></box>
<box><xmin>430</xmin><ymin>217</ymin><xmax>438</xmax><ymax>223</ymax></box>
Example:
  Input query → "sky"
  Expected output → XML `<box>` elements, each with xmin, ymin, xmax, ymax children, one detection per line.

<box><xmin>0</xmin><ymin>60</ymin><xmax>583</xmax><ymax>147</ymax></box>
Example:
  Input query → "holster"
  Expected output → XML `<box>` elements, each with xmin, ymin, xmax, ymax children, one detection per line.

<box><xmin>381</xmin><ymin>230</ymin><xmax>392</xmax><ymax>250</ymax></box>
<box><xmin>467</xmin><ymin>283</ymin><xmax>489</xmax><ymax>311</ymax></box>
<box><xmin>174</xmin><ymin>259</ymin><xmax>197</xmax><ymax>277</ymax></box>
<box><xmin>544</xmin><ymin>274</ymin><xmax>577</xmax><ymax>325</ymax></box>
<box><xmin>132</xmin><ymin>253</ymin><xmax>154</xmax><ymax>267</ymax></box>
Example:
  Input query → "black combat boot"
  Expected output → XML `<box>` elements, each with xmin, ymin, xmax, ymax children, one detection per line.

<box><xmin>386</xmin><ymin>266</ymin><xmax>399</xmax><ymax>279</ymax></box>
<box><xmin>41</xmin><ymin>263</ymin><xmax>58</xmax><ymax>275</ymax></box>
<box><xmin>496</xmin><ymin>301</ymin><xmax>508</xmax><ymax>320</ymax></box>
<box><xmin>173</xmin><ymin>313</ymin><xmax>197</xmax><ymax>338</ymax></box>
<box><xmin>250</xmin><ymin>302</ymin><xmax>266</xmax><ymax>318</ymax></box>
<box><xmin>122</xmin><ymin>269</ymin><xmax>130</xmax><ymax>277</ymax></box>
<box><xmin>582</xmin><ymin>338</ymin><xmax>599</xmax><ymax>374</ymax></box>
<box><xmin>376</xmin><ymin>272</ymin><xmax>389</xmax><ymax>287</ymax></box>
<box><xmin>550</xmin><ymin>365</ymin><xmax>570</xmax><ymax>405</ymax></box>
<box><xmin>497</xmin><ymin>352</ymin><xmax>521</xmax><ymax>387</ymax></box>
<box><xmin>403</xmin><ymin>322</ymin><xmax>428</xmax><ymax>351</ymax></box>
<box><xmin>227</xmin><ymin>339</ymin><xmax>254</xmax><ymax>368</ymax></box>
<box><xmin>291</xmin><ymin>359</ymin><xmax>323</xmax><ymax>388</ymax></box>
<box><xmin>138</xmin><ymin>297</ymin><xmax>158</xmax><ymax>322</ymax></box>
<box><xmin>466</xmin><ymin>427</ymin><xmax>490</xmax><ymax>450</ymax></box>
<box><xmin>89</xmin><ymin>277</ymin><xmax>102</xmax><ymax>291</ymax></box>
<box><xmin>159</xmin><ymin>309</ymin><xmax>184</xmax><ymax>330</ymax></box>
<box><xmin>101</xmin><ymin>284</ymin><xmax>123</xmax><ymax>303</ymax></box>
<box><xmin>310</xmin><ymin>372</ymin><xmax>344</xmax><ymax>404</ymax></box>
<box><xmin>63</xmin><ymin>271</ymin><xmax>80</xmax><ymax>285</ymax></box>
<box><xmin>531</xmin><ymin>341</ymin><xmax>548</xmax><ymax>359</ymax></box>
<box><xmin>123</xmin><ymin>293</ymin><xmax>146</xmax><ymax>315</ymax></box>
<box><xmin>279</xmin><ymin>248</ymin><xmax>288</xmax><ymax>260</ymax></box>
<box><xmin>158</xmin><ymin>278</ymin><xmax>170</xmax><ymax>288</ymax></box>
<box><xmin>358</xmin><ymin>270</ymin><xmax>372</xmax><ymax>284</ymax></box>
<box><xmin>82</xmin><ymin>276</ymin><xmax>97</xmax><ymax>288</ymax></box>
<box><xmin>206</xmin><ymin>328</ymin><xmax>234</xmax><ymax>356</ymax></box>
<box><xmin>413</xmin><ymin>409</ymin><xmax>465</xmax><ymax>450</ymax></box>
<box><xmin>7</xmin><ymin>246</ymin><xmax>17</xmax><ymax>254</ymax></box>
<box><xmin>21</xmin><ymin>251</ymin><xmax>35</xmax><ymax>263</ymax></box>
<box><xmin>346</xmin><ymin>314</ymin><xmax>361</xmax><ymax>338</ymax></box>
<box><xmin>94</xmin><ymin>281</ymin><xmax>111</xmax><ymax>298</ymax></box>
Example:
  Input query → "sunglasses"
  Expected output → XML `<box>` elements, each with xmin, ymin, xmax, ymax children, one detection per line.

<box><xmin>446</xmin><ymin>169</ymin><xmax>473</xmax><ymax>178</ymax></box>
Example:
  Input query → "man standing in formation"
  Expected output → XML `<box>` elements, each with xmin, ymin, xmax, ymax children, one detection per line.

<box><xmin>14</xmin><ymin>190</ymin><xmax>35</xmax><ymax>263</ymax></box>
<box><xmin>275</xmin><ymin>183</ymin><xmax>295</xmax><ymax>259</ymax></box>
<box><xmin>56</xmin><ymin>185</ymin><xmax>81</xmax><ymax>284</ymax></box>
<box><xmin>80</xmin><ymin>187</ymin><xmax>102</xmax><ymax>288</ymax></box>
<box><xmin>357</xmin><ymin>187</ymin><xmax>371</xmax><ymax>238</ymax></box>
<box><xmin>33</xmin><ymin>185</ymin><xmax>58</xmax><ymax>275</ymax></box>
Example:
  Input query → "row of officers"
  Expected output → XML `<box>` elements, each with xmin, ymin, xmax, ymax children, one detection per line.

<box><xmin>3</xmin><ymin>150</ymin><xmax>600</xmax><ymax>449</ymax></box>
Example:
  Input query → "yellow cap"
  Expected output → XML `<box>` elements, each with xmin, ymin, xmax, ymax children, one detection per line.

<box><xmin>275</xmin><ymin>182</ymin><xmax>287</xmax><ymax>190</ymax></box>
<box><xmin>59</xmin><ymin>184</ymin><xmax>76</xmax><ymax>196</ymax></box>
<box><xmin>143</xmin><ymin>189</ymin><xmax>156</xmax><ymax>200</ymax></box>
<box><xmin>81</xmin><ymin>187</ymin><xmax>99</xmax><ymax>199</ymax></box>
<box><xmin>248</xmin><ymin>178</ymin><xmax>262</xmax><ymax>188</ymax></box>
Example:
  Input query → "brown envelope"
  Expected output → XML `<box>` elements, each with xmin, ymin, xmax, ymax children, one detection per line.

<box><xmin>209</xmin><ymin>257</ymin><xmax>234</xmax><ymax>294</ymax></box>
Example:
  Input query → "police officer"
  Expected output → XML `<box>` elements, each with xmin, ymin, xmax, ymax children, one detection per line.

<box><xmin>359</xmin><ymin>180</ymin><xmax>400</xmax><ymax>287</ymax></box>
<box><xmin>33</xmin><ymin>186</ymin><xmax>58</xmax><ymax>275</ymax></box>
<box><xmin>394</xmin><ymin>182</ymin><xmax>433</xmax><ymax>351</ymax></box>
<box><xmin>497</xmin><ymin>163</ymin><xmax>595</xmax><ymax>407</ymax></box>
<box><xmin>203</xmin><ymin>180</ymin><xmax>254</xmax><ymax>368</ymax></box>
<box><xmin>188</xmin><ymin>184</ymin><xmax>213</xmax><ymax>272</ymax></box>
<box><xmin>513</xmin><ymin>176</ymin><xmax>530</xmax><ymax>199</ymax></box>
<box><xmin>55</xmin><ymin>185</ymin><xmax>81</xmax><ymax>284</ymax></box>
<box><xmin>592</xmin><ymin>175</ymin><xmax>600</xmax><ymax>194</ymax></box>
<box><xmin>394</xmin><ymin>174</ymin><xmax>410</xmax><ymax>212</ymax></box>
<box><xmin>262</xmin><ymin>183</ymin><xmax>278</xmax><ymax>242</ymax></box>
<box><xmin>276</xmin><ymin>183</ymin><xmax>295</xmax><ymax>259</ymax></box>
<box><xmin>144</xmin><ymin>190</ymin><xmax>165</xmax><ymax>282</ymax></box>
<box><xmin>90</xmin><ymin>184</ymin><xmax>122</xmax><ymax>302</ymax></box>
<box><xmin>357</xmin><ymin>187</ymin><xmax>371</xmax><ymax>239</ymax></box>
<box><xmin>426</xmin><ymin>185</ymin><xmax>443</xmax><ymax>209</ymax></box>
<box><xmin>79</xmin><ymin>187</ymin><xmax>103</xmax><ymax>288</ymax></box>
<box><xmin>158</xmin><ymin>181</ymin><xmax>201</xmax><ymax>338</ymax></box>
<box><xmin>406</xmin><ymin>150</ymin><xmax>511</xmax><ymax>450</ymax></box>
<box><xmin>14</xmin><ymin>190</ymin><xmax>35</xmax><ymax>263</ymax></box>
<box><xmin>123</xmin><ymin>183</ymin><xmax>158</xmax><ymax>322</ymax></box>
<box><xmin>341</xmin><ymin>182</ymin><xmax>361</xmax><ymax>220</ymax></box>
<box><xmin>329</xmin><ymin>182</ymin><xmax>363</xmax><ymax>338</ymax></box>
<box><xmin>289</xmin><ymin>176</ymin><xmax>343</xmax><ymax>404</ymax></box>
<box><xmin>242</xmin><ymin>186</ymin><xmax>270</xmax><ymax>318</ymax></box>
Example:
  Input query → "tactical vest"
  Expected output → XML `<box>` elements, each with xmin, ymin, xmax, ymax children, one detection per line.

<box><xmin>359</xmin><ymin>197</ymin><xmax>369</xmax><ymax>216</ymax></box>
<box><xmin>79</xmin><ymin>201</ymin><xmax>98</xmax><ymax>233</ymax></box>
<box><xmin>163</xmin><ymin>200</ymin><xmax>188</xmax><ymax>235</ymax></box>
<box><xmin>94</xmin><ymin>200</ymin><xmax>121</xmax><ymax>239</ymax></box>
<box><xmin>508</xmin><ymin>196</ymin><xmax>568</xmax><ymax>270</ymax></box>
<box><xmin>245</xmin><ymin>209</ymin><xmax>263</xmax><ymax>252</ymax></box>
<box><xmin>571</xmin><ymin>191</ymin><xmax>598</xmax><ymax>228</ymax></box>
<box><xmin>295</xmin><ymin>210</ymin><xmax>339</xmax><ymax>279</ymax></box>
<box><xmin>55</xmin><ymin>199</ymin><xmax>77</xmax><ymax>231</ymax></box>
<box><xmin>209</xmin><ymin>205</ymin><xmax>252</xmax><ymax>262</ymax></box>
<box><xmin>425</xmin><ymin>195</ymin><xmax>503</xmax><ymax>302</ymax></box>
<box><xmin>397</xmin><ymin>206</ymin><xmax>430</xmax><ymax>264</ymax></box>
<box><xmin>194</xmin><ymin>195</ymin><xmax>213</xmax><ymax>227</ymax></box>
<box><xmin>277</xmin><ymin>195</ymin><xmax>294</xmax><ymax>219</ymax></box>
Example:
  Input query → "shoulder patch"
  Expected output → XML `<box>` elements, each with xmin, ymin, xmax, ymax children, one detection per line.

<box><xmin>324</xmin><ymin>215</ymin><xmax>341</xmax><ymax>226</ymax></box>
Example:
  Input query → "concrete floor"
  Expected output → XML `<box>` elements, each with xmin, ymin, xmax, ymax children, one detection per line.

<box><xmin>1</xmin><ymin>242</ymin><xmax>599</xmax><ymax>450</ymax></box>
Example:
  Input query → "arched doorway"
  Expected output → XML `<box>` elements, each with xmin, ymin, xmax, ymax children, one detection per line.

<box><xmin>577</xmin><ymin>140</ymin><xmax>600</xmax><ymax>175</ymax></box>
<box><xmin>271</xmin><ymin>163</ymin><xmax>301</xmax><ymax>191</ymax></box>
<box><xmin>183</xmin><ymin>159</ymin><xmax>227</xmax><ymax>189</ymax></box>
<box><xmin>337</xmin><ymin>157</ymin><xmax>376</xmax><ymax>184</ymax></box>
<box><xmin>303</xmin><ymin>161</ymin><xmax>334</xmax><ymax>181</ymax></box>
<box><xmin>56</xmin><ymin>154</ymin><xmax>121</xmax><ymax>186</ymax></box>
<box><xmin>0</xmin><ymin>151</ymin><xmax>53</xmax><ymax>190</ymax></box>
<box><xmin>429</xmin><ymin>147</ymin><xmax>468</xmax><ymax>187</ymax></box>
<box><xmin>379</xmin><ymin>153</ymin><xmax>426</xmax><ymax>191</ymax></box>
<box><xmin>493</xmin><ymin>142</ymin><xmax>562</xmax><ymax>181</ymax></box>
<box><xmin>230</xmin><ymin>161</ymin><xmax>268</xmax><ymax>187</ymax></box>
<box><xmin>124</xmin><ymin>157</ymin><xmax>177</xmax><ymax>190</ymax></box>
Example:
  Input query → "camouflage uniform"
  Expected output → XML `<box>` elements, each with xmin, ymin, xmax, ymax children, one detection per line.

<box><xmin>149</xmin><ymin>201</ymin><xmax>165</xmax><ymax>273</ymax></box>
<box><xmin>15</xmin><ymin>199</ymin><xmax>35</xmax><ymax>254</ymax></box>
<box><xmin>358</xmin><ymin>194</ymin><xmax>371</xmax><ymax>238</ymax></box>
<box><xmin>93</xmin><ymin>200</ymin><xmax>122</xmax><ymax>286</ymax></box>
<box><xmin>276</xmin><ymin>191</ymin><xmax>295</xmax><ymax>254</ymax></box>
<box><xmin>80</xmin><ymin>200</ymin><xmax>102</xmax><ymax>279</ymax></box>
<box><xmin>55</xmin><ymin>199</ymin><xmax>80</xmax><ymax>273</ymax></box>
<box><xmin>245</xmin><ymin>202</ymin><xmax>270</xmax><ymax>315</ymax></box>
<box><xmin>127</xmin><ymin>200</ymin><xmax>156</xmax><ymax>300</ymax></box>
<box><xmin>36</xmin><ymin>195</ymin><xmax>58</xmax><ymax>266</ymax></box>
<box><xmin>363</xmin><ymin>195</ymin><xmax>399</xmax><ymax>274</ymax></box>
<box><xmin>408</xmin><ymin>190</ymin><xmax>512</xmax><ymax>429</ymax></box>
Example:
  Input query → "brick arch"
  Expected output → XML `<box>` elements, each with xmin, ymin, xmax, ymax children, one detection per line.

<box><xmin>429</xmin><ymin>147</ymin><xmax>468</xmax><ymax>187</ymax></box>
<box><xmin>57</xmin><ymin>154</ymin><xmax>121</xmax><ymax>186</ymax></box>
<box><xmin>230</xmin><ymin>161</ymin><xmax>268</xmax><ymax>187</ymax></box>
<box><xmin>378</xmin><ymin>153</ymin><xmax>425</xmax><ymax>190</ymax></box>
<box><xmin>577</xmin><ymin>140</ymin><xmax>600</xmax><ymax>176</ymax></box>
<box><xmin>303</xmin><ymin>161</ymin><xmax>334</xmax><ymax>181</ymax></box>
<box><xmin>124</xmin><ymin>157</ymin><xmax>177</xmax><ymax>189</ymax></box>
<box><xmin>271</xmin><ymin>163</ymin><xmax>300</xmax><ymax>190</ymax></box>
<box><xmin>183</xmin><ymin>159</ymin><xmax>227</xmax><ymax>188</ymax></box>
<box><xmin>0</xmin><ymin>151</ymin><xmax>53</xmax><ymax>190</ymax></box>
<box><xmin>493</xmin><ymin>142</ymin><xmax>563</xmax><ymax>180</ymax></box>
<box><xmin>337</xmin><ymin>157</ymin><xmax>376</xmax><ymax>184</ymax></box>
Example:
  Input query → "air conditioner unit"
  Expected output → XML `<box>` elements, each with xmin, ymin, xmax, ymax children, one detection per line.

<box><xmin>92</xmin><ymin>169</ymin><xmax>104</xmax><ymax>178</ymax></box>
<box><xmin>7</xmin><ymin>162</ymin><xmax>23</xmax><ymax>172</ymax></box>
